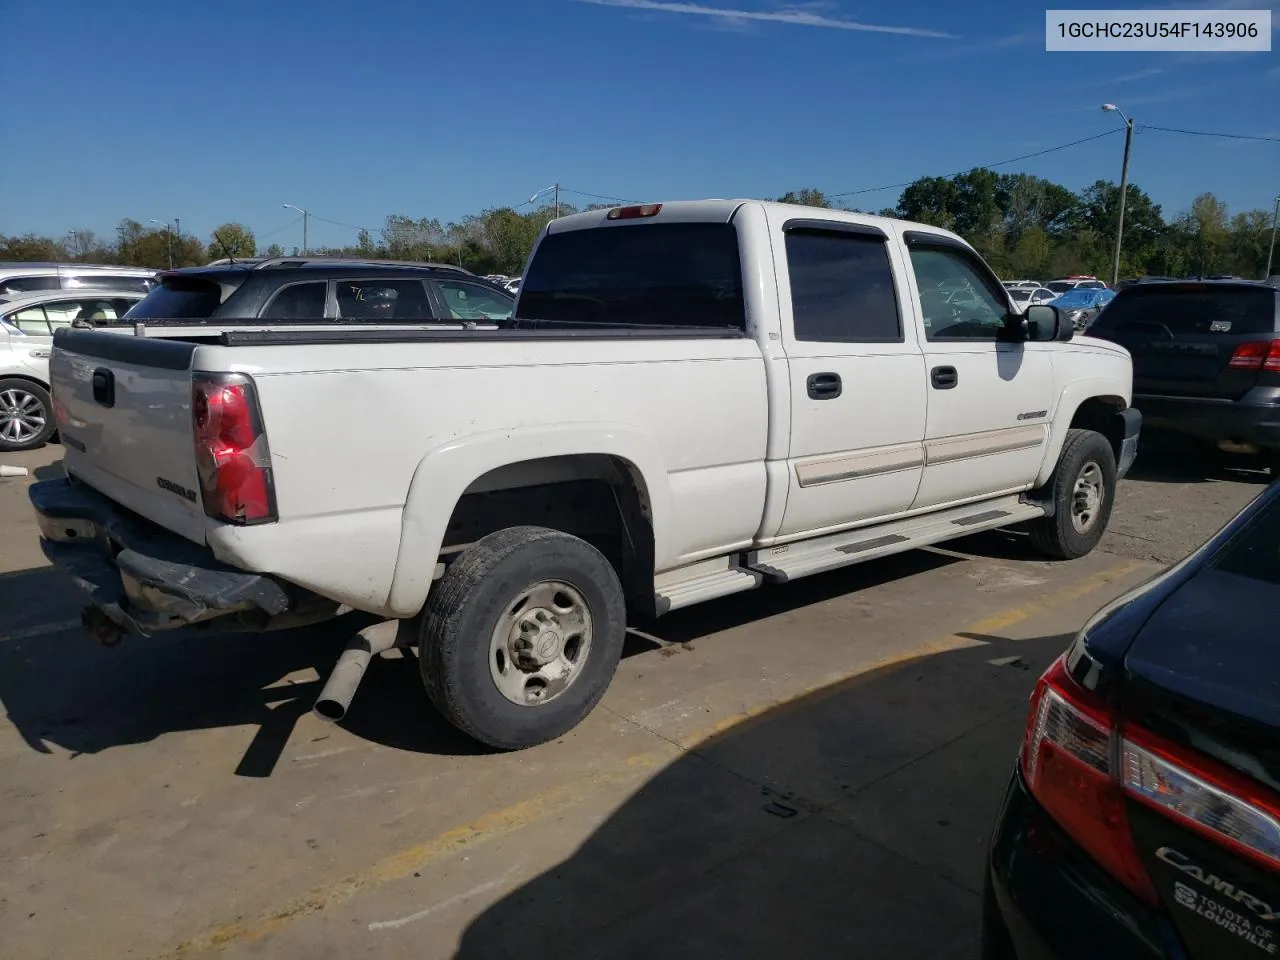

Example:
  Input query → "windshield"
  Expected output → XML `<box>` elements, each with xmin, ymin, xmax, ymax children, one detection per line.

<box><xmin>1093</xmin><ymin>286</ymin><xmax>1276</xmax><ymax>335</ymax></box>
<box><xmin>518</xmin><ymin>222</ymin><xmax>745</xmax><ymax>329</ymax></box>
<box><xmin>124</xmin><ymin>277</ymin><xmax>225</xmax><ymax>320</ymax></box>
<box><xmin>1053</xmin><ymin>289</ymin><xmax>1115</xmax><ymax>309</ymax></box>
<box><xmin>1213</xmin><ymin>495</ymin><xmax>1280</xmax><ymax>586</ymax></box>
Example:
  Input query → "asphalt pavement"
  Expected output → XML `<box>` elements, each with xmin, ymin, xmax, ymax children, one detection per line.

<box><xmin>0</xmin><ymin>440</ymin><xmax>1268</xmax><ymax>960</ymax></box>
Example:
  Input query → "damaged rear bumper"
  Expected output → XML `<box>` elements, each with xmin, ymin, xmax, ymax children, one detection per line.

<box><xmin>30</xmin><ymin>477</ymin><xmax>294</xmax><ymax>636</ymax></box>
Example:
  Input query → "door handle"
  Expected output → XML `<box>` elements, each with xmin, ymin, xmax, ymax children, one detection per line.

<box><xmin>92</xmin><ymin>368</ymin><xmax>115</xmax><ymax>407</ymax></box>
<box><xmin>807</xmin><ymin>372</ymin><xmax>842</xmax><ymax>400</ymax></box>
<box><xmin>930</xmin><ymin>366</ymin><xmax>958</xmax><ymax>390</ymax></box>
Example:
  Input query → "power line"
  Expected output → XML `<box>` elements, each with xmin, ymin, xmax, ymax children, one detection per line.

<box><xmin>309</xmin><ymin>213</ymin><xmax>376</xmax><ymax>233</ymax></box>
<box><xmin>560</xmin><ymin>187</ymin><xmax>631</xmax><ymax>203</ymax></box>
<box><xmin>258</xmin><ymin>216</ymin><xmax>303</xmax><ymax>239</ymax></box>
<box><xmin>827</xmin><ymin>129</ymin><xmax>1124</xmax><ymax>200</ymax></box>
<box><xmin>1139</xmin><ymin>124</ymin><xmax>1280</xmax><ymax>144</ymax></box>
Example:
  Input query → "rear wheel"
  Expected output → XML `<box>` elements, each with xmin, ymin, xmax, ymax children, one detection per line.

<box><xmin>0</xmin><ymin>379</ymin><xmax>54</xmax><ymax>452</ymax></box>
<box><xmin>1027</xmin><ymin>429</ymin><xmax>1117</xmax><ymax>560</ymax></box>
<box><xmin>1264</xmin><ymin>449</ymin><xmax>1280</xmax><ymax>483</ymax></box>
<box><xmin>419</xmin><ymin>526</ymin><xmax>627</xmax><ymax>750</ymax></box>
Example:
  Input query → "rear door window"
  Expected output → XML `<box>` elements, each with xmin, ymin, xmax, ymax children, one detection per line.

<box><xmin>4</xmin><ymin>305</ymin><xmax>51</xmax><ymax>335</ymax></box>
<box><xmin>43</xmin><ymin>298</ymin><xmax>130</xmax><ymax>329</ymax></box>
<box><xmin>261</xmin><ymin>282</ymin><xmax>328</xmax><ymax>320</ymax></box>
<box><xmin>335</xmin><ymin>279</ymin><xmax>433</xmax><ymax>320</ymax></box>
<box><xmin>519</xmin><ymin>222</ymin><xmax>745</xmax><ymax>329</ymax></box>
<box><xmin>785</xmin><ymin>230</ymin><xmax>901</xmax><ymax>342</ymax></box>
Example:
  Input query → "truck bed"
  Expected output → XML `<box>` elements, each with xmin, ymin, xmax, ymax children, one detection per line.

<box><xmin>49</xmin><ymin>325</ymin><xmax>770</xmax><ymax>618</ymax></box>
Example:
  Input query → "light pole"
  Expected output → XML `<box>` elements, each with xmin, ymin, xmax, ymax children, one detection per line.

<box><xmin>1266</xmin><ymin>194</ymin><xmax>1280</xmax><ymax>281</ymax></box>
<box><xmin>149</xmin><ymin>218</ymin><xmax>174</xmax><ymax>269</ymax></box>
<box><xmin>528</xmin><ymin>184</ymin><xmax>561</xmax><ymax>220</ymax></box>
<box><xmin>282</xmin><ymin>203</ymin><xmax>309</xmax><ymax>255</ymax></box>
<box><xmin>1102</xmin><ymin>103</ymin><xmax>1134</xmax><ymax>288</ymax></box>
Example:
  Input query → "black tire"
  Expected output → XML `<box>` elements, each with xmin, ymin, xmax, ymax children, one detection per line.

<box><xmin>419</xmin><ymin>525</ymin><xmax>626</xmax><ymax>750</ymax></box>
<box><xmin>1027</xmin><ymin>429</ymin><xmax>1117</xmax><ymax>560</ymax></box>
<box><xmin>0</xmin><ymin>378</ymin><xmax>55</xmax><ymax>452</ymax></box>
<box><xmin>1265</xmin><ymin>450</ymin><xmax>1280</xmax><ymax>483</ymax></box>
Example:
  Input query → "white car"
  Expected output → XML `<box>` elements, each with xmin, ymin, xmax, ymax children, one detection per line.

<box><xmin>32</xmin><ymin>199</ymin><xmax>1139</xmax><ymax>749</ymax></box>
<box><xmin>0</xmin><ymin>289</ymin><xmax>144</xmax><ymax>450</ymax></box>
<box><xmin>1006</xmin><ymin>286</ymin><xmax>1059</xmax><ymax>313</ymax></box>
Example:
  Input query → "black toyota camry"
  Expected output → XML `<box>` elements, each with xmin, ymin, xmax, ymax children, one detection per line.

<box><xmin>984</xmin><ymin>477</ymin><xmax>1280</xmax><ymax>959</ymax></box>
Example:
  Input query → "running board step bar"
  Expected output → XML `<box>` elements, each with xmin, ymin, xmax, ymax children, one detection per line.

<box><xmin>655</xmin><ymin>557</ymin><xmax>763</xmax><ymax>613</ymax></box>
<box><xmin>747</xmin><ymin>496</ymin><xmax>1045</xmax><ymax>584</ymax></box>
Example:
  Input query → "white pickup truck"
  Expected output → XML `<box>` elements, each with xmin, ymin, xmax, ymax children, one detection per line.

<box><xmin>30</xmin><ymin>200</ymin><xmax>1140</xmax><ymax>749</ymax></box>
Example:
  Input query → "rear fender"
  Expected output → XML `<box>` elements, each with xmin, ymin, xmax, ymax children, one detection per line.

<box><xmin>387</xmin><ymin>422</ymin><xmax>670</xmax><ymax>618</ymax></box>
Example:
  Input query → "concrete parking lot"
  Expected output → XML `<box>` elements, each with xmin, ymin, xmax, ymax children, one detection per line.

<box><xmin>0</xmin><ymin>439</ymin><xmax>1269</xmax><ymax>960</ymax></box>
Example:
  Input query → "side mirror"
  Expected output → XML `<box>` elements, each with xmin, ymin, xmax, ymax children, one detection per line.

<box><xmin>1024</xmin><ymin>304</ymin><xmax>1073</xmax><ymax>342</ymax></box>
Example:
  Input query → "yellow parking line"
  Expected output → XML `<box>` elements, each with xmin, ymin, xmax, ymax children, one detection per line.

<box><xmin>154</xmin><ymin>556</ymin><xmax>1150</xmax><ymax>958</ymax></box>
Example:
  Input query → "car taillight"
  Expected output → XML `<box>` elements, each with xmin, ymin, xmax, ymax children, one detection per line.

<box><xmin>192</xmin><ymin>372</ymin><xmax>276</xmax><ymax>524</ymax></box>
<box><xmin>1123</xmin><ymin>730</ymin><xmax>1280</xmax><ymax>874</ymax></box>
<box><xmin>1020</xmin><ymin>658</ymin><xmax>1159</xmax><ymax>904</ymax></box>
<box><xmin>1022</xmin><ymin>655</ymin><xmax>1280</xmax><ymax>903</ymax></box>
<box><xmin>1228</xmin><ymin>339</ymin><xmax>1280</xmax><ymax>372</ymax></box>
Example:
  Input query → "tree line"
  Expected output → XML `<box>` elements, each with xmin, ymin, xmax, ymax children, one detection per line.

<box><xmin>2</xmin><ymin>171</ymin><xmax>1274</xmax><ymax>281</ymax></box>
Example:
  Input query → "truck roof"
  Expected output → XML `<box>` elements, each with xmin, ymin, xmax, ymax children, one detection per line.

<box><xmin>545</xmin><ymin>199</ymin><xmax>968</xmax><ymax>246</ymax></box>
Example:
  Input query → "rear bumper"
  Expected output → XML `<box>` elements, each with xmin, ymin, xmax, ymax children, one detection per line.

<box><xmin>1133</xmin><ymin>391</ymin><xmax>1280</xmax><ymax>451</ymax></box>
<box><xmin>30</xmin><ymin>477</ymin><xmax>294</xmax><ymax>635</ymax></box>
<box><xmin>985</xmin><ymin>768</ymin><xmax>1184</xmax><ymax>959</ymax></box>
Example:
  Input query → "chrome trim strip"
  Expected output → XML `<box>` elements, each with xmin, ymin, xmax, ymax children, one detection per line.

<box><xmin>925</xmin><ymin>425</ymin><xmax>1045</xmax><ymax>466</ymax></box>
<box><xmin>795</xmin><ymin>444</ymin><xmax>924</xmax><ymax>487</ymax></box>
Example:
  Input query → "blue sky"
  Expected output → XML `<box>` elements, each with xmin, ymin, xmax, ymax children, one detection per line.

<box><xmin>3</xmin><ymin>0</ymin><xmax>1277</xmax><ymax>249</ymax></box>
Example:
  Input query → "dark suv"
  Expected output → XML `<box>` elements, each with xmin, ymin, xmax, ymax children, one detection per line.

<box><xmin>120</xmin><ymin>257</ymin><xmax>515</xmax><ymax>324</ymax></box>
<box><xmin>1087</xmin><ymin>280</ymin><xmax>1280</xmax><ymax>476</ymax></box>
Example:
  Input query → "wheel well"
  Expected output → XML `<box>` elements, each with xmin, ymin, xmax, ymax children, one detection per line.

<box><xmin>441</xmin><ymin>454</ymin><xmax>657</xmax><ymax>616</ymax></box>
<box><xmin>0</xmin><ymin>373</ymin><xmax>50</xmax><ymax>391</ymax></box>
<box><xmin>1069</xmin><ymin>396</ymin><xmax>1127</xmax><ymax>463</ymax></box>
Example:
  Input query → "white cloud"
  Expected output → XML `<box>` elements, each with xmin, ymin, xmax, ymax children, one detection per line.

<box><xmin>1099</xmin><ymin>67</ymin><xmax>1166</xmax><ymax>85</ymax></box>
<box><xmin>572</xmin><ymin>0</ymin><xmax>957</xmax><ymax>38</ymax></box>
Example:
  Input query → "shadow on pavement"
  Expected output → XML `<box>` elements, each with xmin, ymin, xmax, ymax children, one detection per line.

<box><xmin>1125</xmin><ymin>432</ymin><xmax>1272</xmax><ymax>485</ymax></box>
<box><xmin>456</xmin><ymin>629</ymin><xmax>1076</xmax><ymax>960</ymax></box>
<box><xmin>0</xmin><ymin>550</ymin><xmax>962</xmax><ymax>776</ymax></box>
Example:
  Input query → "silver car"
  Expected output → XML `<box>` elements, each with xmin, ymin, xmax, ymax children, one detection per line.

<box><xmin>0</xmin><ymin>262</ymin><xmax>157</xmax><ymax>298</ymax></box>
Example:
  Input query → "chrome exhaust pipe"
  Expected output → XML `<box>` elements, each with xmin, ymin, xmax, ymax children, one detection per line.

<box><xmin>313</xmin><ymin>620</ymin><xmax>405</xmax><ymax>722</ymax></box>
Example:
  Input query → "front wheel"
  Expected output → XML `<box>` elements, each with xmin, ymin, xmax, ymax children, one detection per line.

<box><xmin>0</xmin><ymin>379</ymin><xmax>54</xmax><ymax>452</ymax></box>
<box><xmin>1027</xmin><ymin>429</ymin><xmax>1117</xmax><ymax>560</ymax></box>
<box><xmin>419</xmin><ymin>526</ymin><xmax>627</xmax><ymax>750</ymax></box>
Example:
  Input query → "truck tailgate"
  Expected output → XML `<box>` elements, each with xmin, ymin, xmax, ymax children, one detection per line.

<box><xmin>51</xmin><ymin>329</ymin><xmax>208</xmax><ymax>544</ymax></box>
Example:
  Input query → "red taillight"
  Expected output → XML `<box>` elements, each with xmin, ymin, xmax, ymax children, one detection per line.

<box><xmin>1022</xmin><ymin>655</ymin><xmax>1280</xmax><ymax>902</ymax></box>
<box><xmin>1021</xmin><ymin>658</ymin><xmax>1159</xmax><ymax>904</ymax></box>
<box><xmin>1122</xmin><ymin>728</ymin><xmax>1280</xmax><ymax>875</ymax></box>
<box><xmin>192</xmin><ymin>373</ymin><xmax>276</xmax><ymax>524</ymax></box>
<box><xmin>1228</xmin><ymin>339</ymin><xmax>1280</xmax><ymax>372</ymax></box>
<box><xmin>606</xmin><ymin>204</ymin><xmax>662</xmax><ymax>220</ymax></box>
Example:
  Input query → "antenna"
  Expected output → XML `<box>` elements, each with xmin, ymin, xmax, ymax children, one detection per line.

<box><xmin>212</xmin><ymin>231</ymin><xmax>236</xmax><ymax>263</ymax></box>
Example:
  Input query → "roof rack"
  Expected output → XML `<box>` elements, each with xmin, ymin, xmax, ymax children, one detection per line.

<box><xmin>248</xmin><ymin>256</ymin><xmax>473</xmax><ymax>275</ymax></box>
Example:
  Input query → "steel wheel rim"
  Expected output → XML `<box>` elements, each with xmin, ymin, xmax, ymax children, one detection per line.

<box><xmin>0</xmin><ymin>388</ymin><xmax>46</xmax><ymax>444</ymax></box>
<box><xmin>489</xmin><ymin>579</ymin><xmax>593</xmax><ymax>707</ymax></box>
<box><xmin>1071</xmin><ymin>461</ymin><xmax>1105</xmax><ymax>534</ymax></box>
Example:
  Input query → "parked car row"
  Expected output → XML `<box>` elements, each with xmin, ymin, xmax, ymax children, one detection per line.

<box><xmin>484</xmin><ymin>274</ymin><xmax>522</xmax><ymax>294</ymax></box>
<box><xmin>0</xmin><ymin>257</ymin><xmax>516</xmax><ymax>451</ymax></box>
